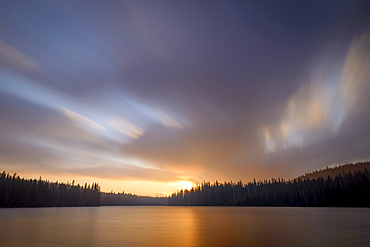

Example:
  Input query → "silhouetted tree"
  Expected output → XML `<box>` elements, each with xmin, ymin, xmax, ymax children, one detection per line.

<box><xmin>100</xmin><ymin>192</ymin><xmax>168</xmax><ymax>206</ymax></box>
<box><xmin>168</xmin><ymin>162</ymin><xmax>370</xmax><ymax>207</ymax></box>
<box><xmin>0</xmin><ymin>172</ymin><xmax>101</xmax><ymax>207</ymax></box>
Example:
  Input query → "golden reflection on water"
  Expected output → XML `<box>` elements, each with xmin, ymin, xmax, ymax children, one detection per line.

<box><xmin>0</xmin><ymin>207</ymin><xmax>198</xmax><ymax>247</ymax></box>
<box><xmin>0</xmin><ymin>207</ymin><xmax>370</xmax><ymax>247</ymax></box>
<box><xmin>93</xmin><ymin>206</ymin><xmax>197</xmax><ymax>247</ymax></box>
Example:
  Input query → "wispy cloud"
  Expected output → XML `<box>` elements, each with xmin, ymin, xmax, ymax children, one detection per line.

<box><xmin>340</xmin><ymin>34</ymin><xmax>370</xmax><ymax>111</ymax></box>
<box><xmin>109</xmin><ymin>117</ymin><xmax>144</xmax><ymax>139</ymax></box>
<box><xmin>263</xmin><ymin>33</ymin><xmax>370</xmax><ymax>153</ymax></box>
<box><xmin>60</xmin><ymin>107</ymin><xmax>105</xmax><ymax>132</ymax></box>
<box><xmin>155</xmin><ymin>108</ymin><xmax>183</xmax><ymax>129</ymax></box>
<box><xmin>0</xmin><ymin>39</ymin><xmax>38</xmax><ymax>71</ymax></box>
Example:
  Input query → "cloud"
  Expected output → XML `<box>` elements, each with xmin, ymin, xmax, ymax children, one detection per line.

<box><xmin>1</xmin><ymin>1</ymin><xmax>370</xmax><ymax>194</ymax></box>
<box><xmin>340</xmin><ymin>34</ymin><xmax>370</xmax><ymax>111</ymax></box>
<box><xmin>0</xmin><ymin>92</ymin><xmax>195</xmax><ymax>184</ymax></box>
<box><xmin>67</xmin><ymin>165</ymin><xmax>198</xmax><ymax>183</ymax></box>
<box><xmin>263</xmin><ymin>33</ymin><xmax>370</xmax><ymax>153</ymax></box>
<box><xmin>0</xmin><ymin>39</ymin><xmax>38</xmax><ymax>71</ymax></box>
<box><xmin>60</xmin><ymin>107</ymin><xmax>105</xmax><ymax>132</ymax></box>
<box><xmin>155</xmin><ymin>108</ymin><xmax>183</xmax><ymax>129</ymax></box>
<box><xmin>109</xmin><ymin>116</ymin><xmax>144</xmax><ymax>139</ymax></box>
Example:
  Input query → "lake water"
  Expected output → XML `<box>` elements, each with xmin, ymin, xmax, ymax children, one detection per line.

<box><xmin>0</xmin><ymin>207</ymin><xmax>369</xmax><ymax>247</ymax></box>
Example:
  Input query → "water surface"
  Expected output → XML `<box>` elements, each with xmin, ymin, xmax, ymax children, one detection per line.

<box><xmin>0</xmin><ymin>207</ymin><xmax>369</xmax><ymax>247</ymax></box>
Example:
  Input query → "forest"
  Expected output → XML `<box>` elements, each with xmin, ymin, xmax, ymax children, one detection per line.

<box><xmin>0</xmin><ymin>172</ymin><xmax>101</xmax><ymax>207</ymax></box>
<box><xmin>1</xmin><ymin>162</ymin><xmax>369</xmax><ymax>207</ymax></box>
<box><xmin>168</xmin><ymin>162</ymin><xmax>370</xmax><ymax>207</ymax></box>
<box><xmin>101</xmin><ymin>192</ymin><xmax>168</xmax><ymax>206</ymax></box>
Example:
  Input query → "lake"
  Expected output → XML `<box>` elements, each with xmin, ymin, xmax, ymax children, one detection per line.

<box><xmin>0</xmin><ymin>207</ymin><xmax>369</xmax><ymax>247</ymax></box>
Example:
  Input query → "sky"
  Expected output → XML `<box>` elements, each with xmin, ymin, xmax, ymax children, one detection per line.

<box><xmin>1</xmin><ymin>0</ymin><xmax>370</xmax><ymax>196</ymax></box>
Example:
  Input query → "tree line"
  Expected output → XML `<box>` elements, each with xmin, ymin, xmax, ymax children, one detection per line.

<box><xmin>0</xmin><ymin>171</ymin><xmax>101</xmax><ymax>207</ymax></box>
<box><xmin>168</xmin><ymin>165</ymin><xmax>370</xmax><ymax>207</ymax></box>
<box><xmin>298</xmin><ymin>160</ymin><xmax>370</xmax><ymax>180</ymax></box>
<box><xmin>101</xmin><ymin>192</ymin><xmax>168</xmax><ymax>206</ymax></box>
<box><xmin>2</xmin><ymin>162</ymin><xmax>369</xmax><ymax>207</ymax></box>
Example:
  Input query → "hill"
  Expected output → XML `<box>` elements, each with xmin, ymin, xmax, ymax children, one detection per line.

<box><xmin>298</xmin><ymin>161</ymin><xmax>370</xmax><ymax>180</ymax></box>
<box><xmin>168</xmin><ymin>161</ymin><xmax>370</xmax><ymax>207</ymax></box>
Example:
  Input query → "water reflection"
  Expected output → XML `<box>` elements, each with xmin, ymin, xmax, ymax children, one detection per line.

<box><xmin>190</xmin><ymin>207</ymin><xmax>370</xmax><ymax>247</ymax></box>
<box><xmin>93</xmin><ymin>206</ymin><xmax>197</xmax><ymax>247</ymax></box>
<box><xmin>0</xmin><ymin>207</ymin><xmax>99</xmax><ymax>247</ymax></box>
<box><xmin>0</xmin><ymin>207</ymin><xmax>369</xmax><ymax>247</ymax></box>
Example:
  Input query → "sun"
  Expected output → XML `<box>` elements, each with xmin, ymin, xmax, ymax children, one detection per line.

<box><xmin>171</xmin><ymin>181</ymin><xmax>194</xmax><ymax>191</ymax></box>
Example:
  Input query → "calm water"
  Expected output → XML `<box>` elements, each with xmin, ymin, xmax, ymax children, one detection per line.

<box><xmin>0</xmin><ymin>206</ymin><xmax>369</xmax><ymax>247</ymax></box>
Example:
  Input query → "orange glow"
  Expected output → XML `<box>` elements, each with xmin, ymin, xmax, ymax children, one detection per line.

<box><xmin>2</xmin><ymin>168</ymin><xmax>196</xmax><ymax>196</ymax></box>
<box><xmin>170</xmin><ymin>181</ymin><xmax>194</xmax><ymax>191</ymax></box>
